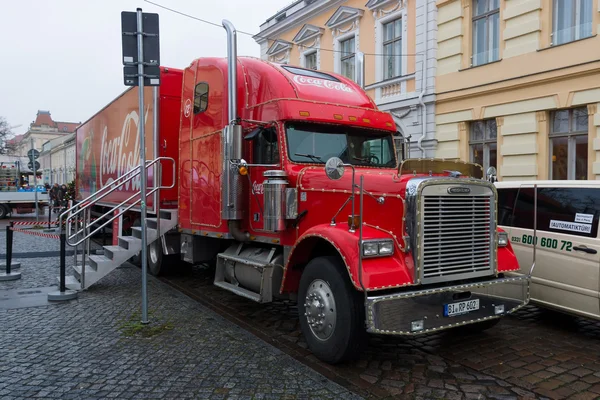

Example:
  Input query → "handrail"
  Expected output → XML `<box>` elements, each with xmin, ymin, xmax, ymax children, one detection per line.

<box><xmin>59</xmin><ymin>157</ymin><xmax>176</xmax><ymax>247</ymax></box>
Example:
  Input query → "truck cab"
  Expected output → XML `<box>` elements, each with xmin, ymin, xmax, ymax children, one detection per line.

<box><xmin>175</xmin><ymin>25</ymin><xmax>531</xmax><ymax>364</ymax></box>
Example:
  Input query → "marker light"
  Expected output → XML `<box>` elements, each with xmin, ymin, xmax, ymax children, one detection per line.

<box><xmin>238</xmin><ymin>166</ymin><xmax>248</xmax><ymax>176</ymax></box>
<box><xmin>333</xmin><ymin>114</ymin><xmax>343</xmax><ymax>120</ymax></box>
<box><xmin>411</xmin><ymin>320</ymin><xmax>424</xmax><ymax>332</ymax></box>
<box><xmin>299</xmin><ymin>111</ymin><xmax>310</xmax><ymax>117</ymax></box>
<box><xmin>498</xmin><ymin>232</ymin><xmax>508</xmax><ymax>247</ymax></box>
<box><xmin>348</xmin><ymin>116</ymin><xmax>357</xmax><ymax>121</ymax></box>
<box><xmin>494</xmin><ymin>304</ymin><xmax>505</xmax><ymax>315</ymax></box>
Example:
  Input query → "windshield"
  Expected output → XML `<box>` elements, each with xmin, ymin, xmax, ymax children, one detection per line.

<box><xmin>286</xmin><ymin>122</ymin><xmax>396</xmax><ymax>167</ymax></box>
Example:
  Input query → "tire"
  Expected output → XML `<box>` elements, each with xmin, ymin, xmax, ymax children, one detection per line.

<box><xmin>0</xmin><ymin>205</ymin><xmax>8</xmax><ymax>219</ymax></box>
<box><xmin>147</xmin><ymin>240</ymin><xmax>164</xmax><ymax>276</ymax></box>
<box><xmin>298</xmin><ymin>256</ymin><xmax>366</xmax><ymax>364</ymax></box>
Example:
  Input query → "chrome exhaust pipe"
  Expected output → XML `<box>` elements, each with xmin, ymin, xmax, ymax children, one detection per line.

<box><xmin>221</xmin><ymin>20</ymin><xmax>247</xmax><ymax>239</ymax></box>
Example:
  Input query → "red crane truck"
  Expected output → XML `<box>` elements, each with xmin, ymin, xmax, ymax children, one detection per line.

<box><xmin>69</xmin><ymin>20</ymin><xmax>531</xmax><ymax>364</ymax></box>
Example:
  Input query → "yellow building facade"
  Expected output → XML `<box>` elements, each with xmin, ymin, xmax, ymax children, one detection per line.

<box><xmin>435</xmin><ymin>0</ymin><xmax>600</xmax><ymax>181</ymax></box>
<box><xmin>256</xmin><ymin>0</ymin><xmax>439</xmax><ymax>157</ymax></box>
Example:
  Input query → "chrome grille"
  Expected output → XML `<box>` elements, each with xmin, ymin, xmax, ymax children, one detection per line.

<box><xmin>420</xmin><ymin>185</ymin><xmax>495</xmax><ymax>284</ymax></box>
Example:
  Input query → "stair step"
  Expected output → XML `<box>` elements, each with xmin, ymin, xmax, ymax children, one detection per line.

<box><xmin>132</xmin><ymin>226</ymin><xmax>157</xmax><ymax>240</ymax></box>
<box><xmin>118</xmin><ymin>236</ymin><xmax>141</xmax><ymax>250</ymax></box>
<box><xmin>73</xmin><ymin>264</ymin><xmax>102</xmax><ymax>282</ymax></box>
<box><xmin>146</xmin><ymin>218</ymin><xmax>159</xmax><ymax>229</ymax></box>
<box><xmin>159</xmin><ymin>210</ymin><xmax>176</xmax><ymax>220</ymax></box>
<box><xmin>214</xmin><ymin>281</ymin><xmax>262</xmax><ymax>303</ymax></box>
<box><xmin>104</xmin><ymin>245</ymin><xmax>132</xmax><ymax>261</ymax></box>
<box><xmin>57</xmin><ymin>275</ymin><xmax>81</xmax><ymax>291</ymax></box>
<box><xmin>88</xmin><ymin>254</ymin><xmax>112</xmax><ymax>270</ymax></box>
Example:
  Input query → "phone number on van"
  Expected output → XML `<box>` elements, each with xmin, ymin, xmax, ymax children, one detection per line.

<box><xmin>511</xmin><ymin>235</ymin><xmax>573</xmax><ymax>252</ymax></box>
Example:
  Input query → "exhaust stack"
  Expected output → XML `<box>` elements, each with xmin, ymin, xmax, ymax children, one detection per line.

<box><xmin>355</xmin><ymin>51</ymin><xmax>365</xmax><ymax>88</ymax></box>
<box><xmin>221</xmin><ymin>19</ymin><xmax>245</xmax><ymax>227</ymax></box>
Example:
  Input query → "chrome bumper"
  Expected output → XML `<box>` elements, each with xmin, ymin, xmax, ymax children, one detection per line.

<box><xmin>365</xmin><ymin>274</ymin><xmax>529</xmax><ymax>335</ymax></box>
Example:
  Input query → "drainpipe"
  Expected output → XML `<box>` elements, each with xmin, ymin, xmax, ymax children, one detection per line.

<box><xmin>417</xmin><ymin>1</ymin><xmax>429</xmax><ymax>157</ymax></box>
<box><xmin>222</xmin><ymin>19</ymin><xmax>249</xmax><ymax>242</ymax></box>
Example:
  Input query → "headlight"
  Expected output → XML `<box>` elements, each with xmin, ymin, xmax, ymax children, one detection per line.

<box><xmin>363</xmin><ymin>242</ymin><xmax>379</xmax><ymax>256</ymax></box>
<box><xmin>362</xmin><ymin>240</ymin><xmax>394</xmax><ymax>257</ymax></box>
<box><xmin>498</xmin><ymin>232</ymin><xmax>509</xmax><ymax>247</ymax></box>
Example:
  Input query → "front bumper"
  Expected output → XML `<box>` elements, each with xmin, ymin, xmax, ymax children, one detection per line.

<box><xmin>365</xmin><ymin>274</ymin><xmax>529</xmax><ymax>335</ymax></box>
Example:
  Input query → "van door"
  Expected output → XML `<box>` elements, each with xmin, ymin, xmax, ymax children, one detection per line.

<box><xmin>500</xmin><ymin>185</ymin><xmax>600</xmax><ymax>319</ymax></box>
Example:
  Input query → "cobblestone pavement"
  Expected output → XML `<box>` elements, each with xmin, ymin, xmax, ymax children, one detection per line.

<box><xmin>0</xmin><ymin>250</ymin><xmax>360</xmax><ymax>399</ymax></box>
<box><xmin>162</xmin><ymin>263</ymin><xmax>600</xmax><ymax>400</ymax></box>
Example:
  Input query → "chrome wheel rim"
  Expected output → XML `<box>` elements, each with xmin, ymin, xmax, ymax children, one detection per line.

<box><xmin>304</xmin><ymin>279</ymin><xmax>336</xmax><ymax>341</ymax></box>
<box><xmin>149</xmin><ymin>242</ymin><xmax>159</xmax><ymax>265</ymax></box>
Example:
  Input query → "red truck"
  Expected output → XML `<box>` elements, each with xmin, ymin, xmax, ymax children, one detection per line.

<box><xmin>70</xmin><ymin>20</ymin><xmax>530</xmax><ymax>364</ymax></box>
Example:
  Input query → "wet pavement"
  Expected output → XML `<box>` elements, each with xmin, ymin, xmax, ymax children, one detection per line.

<box><xmin>162</xmin><ymin>263</ymin><xmax>600</xmax><ymax>400</ymax></box>
<box><xmin>0</xmin><ymin>236</ymin><xmax>359</xmax><ymax>399</ymax></box>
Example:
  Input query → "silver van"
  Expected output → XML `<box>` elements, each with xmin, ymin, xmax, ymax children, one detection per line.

<box><xmin>495</xmin><ymin>180</ymin><xmax>600</xmax><ymax>319</ymax></box>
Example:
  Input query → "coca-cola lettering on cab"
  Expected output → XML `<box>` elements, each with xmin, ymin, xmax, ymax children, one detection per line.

<box><xmin>252</xmin><ymin>181</ymin><xmax>264</xmax><ymax>195</ymax></box>
<box><xmin>292</xmin><ymin>75</ymin><xmax>353</xmax><ymax>93</ymax></box>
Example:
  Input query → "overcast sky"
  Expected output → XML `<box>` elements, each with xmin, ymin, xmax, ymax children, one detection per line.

<box><xmin>0</xmin><ymin>0</ymin><xmax>287</xmax><ymax>136</ymax></box>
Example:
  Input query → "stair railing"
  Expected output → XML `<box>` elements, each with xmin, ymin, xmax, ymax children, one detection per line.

<box><xmin>59</xmin><ymin>156</ymin><xmax>176</xmax><ymax>250</ymax></box>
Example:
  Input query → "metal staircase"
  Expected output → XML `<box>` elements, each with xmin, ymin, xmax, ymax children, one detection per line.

<box><xmin>58</xmin><ymin>157</ymin><xmax>176</xmax><ymax>291</ymax></box>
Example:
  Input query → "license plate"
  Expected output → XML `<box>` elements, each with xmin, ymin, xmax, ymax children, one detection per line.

<box><xmin>444</xmin><ymin>299</ymin><xmax>480</xmax><ymax>317</ymax></box>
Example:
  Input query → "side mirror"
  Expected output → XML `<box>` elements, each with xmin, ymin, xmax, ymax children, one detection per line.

<box><xmin>325</xmin><ymin>157</ymin><xmax>345</xmax><ymax>180</ymax></box>
<box><xmin>486</xmin><ymin>166</ymin><xmax>497</xmax><ymax>183</ymax></box>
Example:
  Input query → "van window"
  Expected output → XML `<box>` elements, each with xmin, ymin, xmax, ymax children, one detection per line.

<box><xmin>498</xmin><ymin>187</ymin><xmax>600</xmax><ymax>238</ymax></box>
<box><xmin>194</xmin><ymin>83</ymin><xmax>209</xmax><ymax>114</ymax></box>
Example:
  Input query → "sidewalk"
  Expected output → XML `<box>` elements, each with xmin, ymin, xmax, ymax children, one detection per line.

<box><xmin>0</xmin><ymin>234</ymin><xmax>360</xmax><ymax>399</ymax></box>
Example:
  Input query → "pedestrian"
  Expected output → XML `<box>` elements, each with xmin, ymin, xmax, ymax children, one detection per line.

<box><xmin>50</xmin><ymin>183</ymin><xmax>60</xmax><ymax>214</ymax></box>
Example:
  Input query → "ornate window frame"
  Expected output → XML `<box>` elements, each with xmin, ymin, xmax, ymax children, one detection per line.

<box><xmin>266</xmin><ymin>39</ymin><xmax>292</xmax><ymax>64</ymax></box>
<box><xmin>327</xmin><ymin>6</ymin><xmax>364</xmax><ymax>80</ymax></box>
<box><xmin>371</xmin><ymin>0</ymin><xmax>408</xmax><ymax>101</ymax></box>
<box><xmin>293</xmin><ymin>24</ymin><xmax>324</xmax><ymax>69</ymax></box>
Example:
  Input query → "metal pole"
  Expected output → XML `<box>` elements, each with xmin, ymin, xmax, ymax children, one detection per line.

<box><xmin>6</xmin><ymin>223</ymin><xmax>13</xmax><ymax>275</ymax></box>
<box><xmin>137</xmin><ymin>7</ymin><xmax>149</xmax><ymax>325</ymax></box>
<box><xmin>358</xmin><ymin>176</ymin><xmax>366</xmax><ymax>295</ymax></box>
<box><xmin>60</xmin><ymin>227</ymin><xmax>66</xmax><ymax>292</ymax></box>
<box><xmin>31</xmin><ymin>138</ymin><xmax>39</xmax><ymax>223</ymax></box>
<box><xmin>63</xmin><ymin>143</ymin><xmax>67</xmax><ymax>183</ymax></box>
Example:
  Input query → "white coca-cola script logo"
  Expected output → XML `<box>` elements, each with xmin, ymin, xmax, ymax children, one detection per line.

<box><xmin>184</xmin><ymin>99</ymin><xmax>192</xmax><ymax>117</ymax></box>
<box><xmin>99</xmin><ymin>106</ymin><xmax>150</xmax><ymax>191</ymax></box>
<box><xmin>252</xmin><ymin>181</ymin><xmax>264</xmax><ymax>195</ymax></box>
<box><xmin>293</xmin><ymin>75</ymin><xmax>353</xmax><ymax>93</ymax></box>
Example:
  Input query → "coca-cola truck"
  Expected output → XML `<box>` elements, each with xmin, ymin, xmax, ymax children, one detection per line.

<box><xmin>73</xmin><ymin>21</ymin><xmax>530</xmax><ymax>364</ymax></box>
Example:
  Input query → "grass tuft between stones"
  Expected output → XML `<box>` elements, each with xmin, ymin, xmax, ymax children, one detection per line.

<box><xmin>118</xmin><ymin>310</ymin><xmax>174</xmax><ymax>338</ymax></box>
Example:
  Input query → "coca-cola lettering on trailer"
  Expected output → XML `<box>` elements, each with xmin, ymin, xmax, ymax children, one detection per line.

<box><xmin>76</xmin><ymin>88</ymin><xmax>154</xmax><ymax>203</ymax></box>
<box><xmin>292</xmin><ymin>75</ymin><xmax>353</xmax><ymax>93</ymax></box>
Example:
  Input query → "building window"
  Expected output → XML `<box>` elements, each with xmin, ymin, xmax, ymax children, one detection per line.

<box><xmin>549</xmin><ymin>107</ymin><xmax>588</xmax><ymax>180</ymax></box>
<box><xmin>553</xmin><ymin>0</ymin><xmax>593</xmax><ymax>45</ymax></box>
<box><xmin>193</xmin><ymin>83</ymin><xmax>208</xmax><ymax>114</ymax></box>
<box><xmin>383</xmin><ymin>18</ymin><xmax>402</xmax><ymax>79</ymax></box>
<box><xmin>304</xmin><ymin>51</ymin><xmax>317</xmax><ymax>70</ymax></box>
<box><xmin>340</xmin><ymin>36</ymin><xmax>355</xmax><ymax>80</ymax></box>
<box><xmin>472</xmin><ymin>0</ymin><xmax>499</xmax><ymax>66</ymax></box>
<box><xmin>469</xmin><ymin>119</ymin><xmax>497</xmax><ymax>172</ymax></box>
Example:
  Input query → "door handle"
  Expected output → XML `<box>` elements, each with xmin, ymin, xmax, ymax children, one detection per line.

<box><xmin>573</xmin><ymin>245</ymin><xmax>597</xmax><ymax>254</ymax></box>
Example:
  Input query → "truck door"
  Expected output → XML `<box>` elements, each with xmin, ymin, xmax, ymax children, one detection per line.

<box><xmin>246</xmin><ymin>126</ymin><xmax>280</xmax><ymax>232</ymax></box>
<box><xmin>502</xmin><ymin>184</ymin><xmax>600</xmax><ymax>319</ymax></box>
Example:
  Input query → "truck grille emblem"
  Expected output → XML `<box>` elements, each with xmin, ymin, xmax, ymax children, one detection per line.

<box><xmin>447</xmin><ymin>186</ymin><xmax>470</xmax><ymax>194</ymax></box>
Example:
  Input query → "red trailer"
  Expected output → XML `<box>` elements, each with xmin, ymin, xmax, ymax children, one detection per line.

<box><xmin>67</xmin><ymin>21</ymin><xmax>531</xmax><ymax>364</ymax></box>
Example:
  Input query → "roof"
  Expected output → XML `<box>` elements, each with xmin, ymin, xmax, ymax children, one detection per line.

<box><xmin>28</xmin><ymin>110</ymin><xmax>80</xmax><ymax>134</ymax></box>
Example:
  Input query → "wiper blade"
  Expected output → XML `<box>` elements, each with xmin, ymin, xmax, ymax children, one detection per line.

<box><xmin>295</xmin><ymin>153</ymin><xmax>323</xmax><ymax>162</ymax></box>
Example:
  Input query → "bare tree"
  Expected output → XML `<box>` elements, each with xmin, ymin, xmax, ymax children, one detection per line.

<box><xmin>0</xmin><ymin>116</ymin><xmax>18</xmax><ymax>155</ymax></box>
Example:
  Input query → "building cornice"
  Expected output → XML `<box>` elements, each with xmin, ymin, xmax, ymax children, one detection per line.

<box><xmin>293</xmin><ymin>24</ymin><xmax>325</xmax><ymax>44</ymax></box>
<box><xmin>325</xmin><ymin>6</ymin><xmax>365</xmax><ymax>29</ymax></box>
<box><xmin>266</xmin><ymin>39</ymin><xmax>293</xmax><ymax>56</ymax></box>
<box><xmin>254</xmin><ymin>0</ymin><xmax>345</xmax><ymax>44</ymax></box>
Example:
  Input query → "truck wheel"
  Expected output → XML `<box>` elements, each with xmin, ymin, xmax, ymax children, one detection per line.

<box><xmin>298</xmin><ymin>256</ymin><xmax>366</xmax><ymax>364</ymax></box>
<box><xmin>0</xmin><ymin>205</ymin><xmax>8</xmax><ymax>219</ymax></box>
<box><xmin>147</xmin><ymin>240</ymin><xmax>164</xmax><ymax>276</ymax></box>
